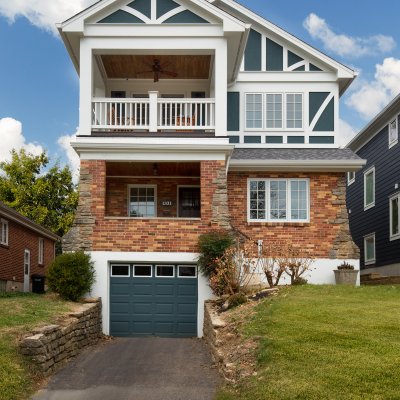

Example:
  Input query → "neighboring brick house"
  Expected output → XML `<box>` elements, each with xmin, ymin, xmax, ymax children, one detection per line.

<box><xmin>59</xmin><ymin>0</ymin><xmax>365</xmax><ymax>338</ymax></box>
<box><xmin>0</xmin><ymin>201</ymin><xmax>59</xmax><ymax>292</ymax></box>
<box><xmin>347</xmin><ymin>94</ymin><xmax>400</xmax><ymax>277</ymax></box>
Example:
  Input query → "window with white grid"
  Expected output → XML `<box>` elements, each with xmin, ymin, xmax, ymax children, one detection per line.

<box><xmin>0</xmin><ymin>219</ymin><xmax>8</xmax><ymax>245</ymax></box>
<box><xmin>128</xmin><ymin>185</ymin><xmax>156</xmax><ymax>218</ymax></box>
<box><xmin>286</xmin><ymin>93</ymin><xmax>303</xmax><ymax>129</ymax></box>
<box><xmin>245</xmin><ymin>94</ymin><xmax>263</xmax><ymax>129</ymax></box>
<box><xmin>266</xmin><ymin>94</ymin><xmax>283</xmax><ymax>129</ymax></box>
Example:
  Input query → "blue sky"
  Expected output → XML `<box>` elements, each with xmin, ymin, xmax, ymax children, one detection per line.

<box><xmin>0</xmin><ymin>0</ymin><xmax>400</xmax><ymax>174</ymax></box>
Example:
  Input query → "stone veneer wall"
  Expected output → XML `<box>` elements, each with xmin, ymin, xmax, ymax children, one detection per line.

<box><xmin>227</xmin><ymin>171</ymin><xmax>359</xmax><ymax>259</ymax></box>
<box><xmin>19</xmin><ymin>299</ymin><xmax>102</xmax><ymax>374</ymax></box>
<box><xmin>63</xmin><ymin>159</ymin><xmax>230</xmax><ymax>252</ymax></box>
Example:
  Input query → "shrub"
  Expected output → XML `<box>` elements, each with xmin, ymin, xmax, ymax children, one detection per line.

<box><xmin>198</xmin><ymin>230</ymin><xmax>235</xmax><ymax>277</ymax></box>
<box><xmin>47</xmin><ymin>252</ymin><xmax>95</xmax><ymax>301</ymax></box>
<box><xmin>228</xmin><ymin>292</ymin><xmax>248</xmax><ymax>309</ymax></box>
<box><xmin>337</xmin><ymin>261</ymin><xmax>354</xmax><ymax>270</ymax></box>
<box><xmin>292</xmin><ymin>277</ymin><xmax>308</xmax><ymax>285</ymax></box>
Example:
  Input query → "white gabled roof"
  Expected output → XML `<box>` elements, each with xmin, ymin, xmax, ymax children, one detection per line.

<box><xmin>209</xmin><ymin>0</ymin><xmax>356</xmax><ymax>90</ymax></box>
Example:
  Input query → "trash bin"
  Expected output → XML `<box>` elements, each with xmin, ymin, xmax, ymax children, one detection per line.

<box><xmin>31</xmin><ymin>274</ymin><xmax>46</xmax><ymax>294</ymax></box>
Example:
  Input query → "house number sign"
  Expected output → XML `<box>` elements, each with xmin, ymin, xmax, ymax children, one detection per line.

<box><xmin>161</xmin><ymin>200</ymin><xmax>173</xmax><ymax>207</ymax></box>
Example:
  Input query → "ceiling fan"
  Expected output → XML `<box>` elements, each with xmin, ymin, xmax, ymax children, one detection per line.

<box><xmin>136</xmin><ymin>59</ymin><xmax>178</xmax><ymax>82</ymax></box>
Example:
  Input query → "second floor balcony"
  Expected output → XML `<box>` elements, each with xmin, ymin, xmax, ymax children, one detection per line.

<box><xmin>92</xmin><ymin>93</ymin><xmax>215</xmax><ymax>134</ymax></box>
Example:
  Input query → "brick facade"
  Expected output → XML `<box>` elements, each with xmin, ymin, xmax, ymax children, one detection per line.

<box><xmin>63</xmin><ymin>159</ymin><xmax>228</xmax><ymax>253</ymax></box>
<box><xmin>0</xmin><ymin>218</ymin><xmax>56</xmax><ymax>290</ymax></box>
<box><xmin>227</xmin><ymin>171</ymin><xmax>359</xmax><ymax>259</ymax></box>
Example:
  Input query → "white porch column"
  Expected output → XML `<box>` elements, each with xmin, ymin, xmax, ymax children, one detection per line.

<box><xmin>149</xmin><ymin>91</ymin><xmax>159</xmax><ymax>133</ymax></box>
<box><xmin>79</xmin><ymin>40</ymin><xmax>93</xmax><ymax>136</ymax></box>
<box><xmin>214</xmin><ymin>41</ymin><xmax>227</xmax><ymax>137</ymax></box>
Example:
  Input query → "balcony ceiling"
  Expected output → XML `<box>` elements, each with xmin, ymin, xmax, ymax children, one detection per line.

<box><xmin>106</xmin><ymin>162</ymin><xmax>201</xmax><ymax>177</ymax></box>
<box><xmin>101</xmin><ymin>55</ymin><xmax>212</xmax><ymax>80</ymax></box>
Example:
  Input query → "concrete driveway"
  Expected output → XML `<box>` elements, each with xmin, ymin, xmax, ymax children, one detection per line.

<box><xmin>32</xmin><ymin>337</ymin><xmax>219</xmax><ymax>400</ymax></box>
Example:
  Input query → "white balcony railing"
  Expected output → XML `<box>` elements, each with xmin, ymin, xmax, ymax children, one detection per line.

<box><xmin>92</xmin><ymin>93</ymin><xmax>215</xmax><ymax>132</ymax></box>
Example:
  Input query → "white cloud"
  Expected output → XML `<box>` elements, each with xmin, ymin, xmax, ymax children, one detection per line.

<box><xmin>0</xmin><ymin>0</ymin><xmax>96</xmax><ymax>35</ymax></box>
<box><xmin>303</xmin><ymin>13</ymin><xmax>396</xmax><ymax>58</ymax></box>
<box><xmin>346</xmin><ymin>57</ymin><xmax>400</xmax><ymax>120</ymax></box>
<box><xmin>338</xmin><ymin>119</ymin><xmax>357</xmax><ymax>148</ymax></box>
<box><xmin>0</xmin><ymin>117</ymin><xmax>43</xmax><ymax>162</ymax></box>
<box><xmin>57</xmin><ymin>133</ymin><xmax>80</xmax><ymax>183</ymax></box>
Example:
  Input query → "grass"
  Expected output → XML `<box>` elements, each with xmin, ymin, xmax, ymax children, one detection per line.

<box><xmin>0</xmin><ymin>292</ymin><xmax>75</xmax><ymax>400</ymax></box>
<box><xmin>217</xmin><ymin>285</ymin><xmax>400</xmax><ymax>400</ymax></box>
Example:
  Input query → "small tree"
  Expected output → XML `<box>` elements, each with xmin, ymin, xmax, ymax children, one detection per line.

<box><xmin>47</xmin><ymin>252</ymin><xmax>95</xmax><ymax>301</ymax></box>
<box><xmin>257</xmin><ymin>243</ymin><xmax>285</xmax><ymax>287</ymax></box>
<box><xmin>197</xmin><ymin>230</ymin><xmax>234</xmax><ymax>277</ymax></box>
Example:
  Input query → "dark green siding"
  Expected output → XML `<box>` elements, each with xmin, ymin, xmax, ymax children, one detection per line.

<box><xmin>229</xmin><ymin>136</ymin><xmax>240</xmax><ymax>144</ymax></box>
<box><xmin>157</xmin><ymin>0</ymin><xmax>180</xmax><ymax>19</ymax></box>
<box><xmin>293</xmin><ymin>65</ymin><xmax>305</xmax><ymax>71</ymax></box>
<box><xmin>266</xmin><ymin>38</ymin><xmax>283</xmax><ymax>71</ymax></box>
<box><xmin>309</xmin><ymin>92</ymin><xmax>329</xmax><ymax>124</ymax></box>
<box><xmin>227</xmin><ymin>92</ymin><xmax>240</xmax><ymax>131</ymax></box>
<box><xmin>309</xmin><ymin>136</ymin><xmax>334</xmax><ymax>144</ymax></box>
<box><xmin>244</xmin><ymin>136</ymin><xmax>261</xmax><ymax>144</ymax></box>
<box><xmin>266</xmin><ymin>136</ymin><xmax>283</xmax><ymax>144</ymax></box>
<box><xmin>163</xmin><ymin>10</ymin><xmax>209</xmax><ymax>23</ymax></box>
<box><xmin>98</xmin><ymin>10</ymin><xmax>144</xmax><ymax>23</ymax></box>
<box><xmin>288</xmin><ymin>136</ymin><xmax>305</xmax><ymax>144</ymax></box>
<box><xmin>288</xmin><ymin>51</ymin><xmax>303</xmax><ymax>67</ymax></box>
<box><xmin>310</xmin><ymin>63</ymin><xmax>323</xmax><ymax>71</ymax></box>
<box><xmin>110</xmin><ymin>266</ymin><xmax>198</xmax><ymax>337</ymax></box>
<box><xmin>127</xmin><ymin>0</ymin><xmax>151</xmax><ymax>19</ymax></box>
<box><xmin>314</xmin><ymin>98</ymin><xmax>335</xmax><ymax>131</ymax></box>
<box><xmin>244</xmin><ymin>29</ymin><xmax>262</xmax><ymax>71</ymax></box>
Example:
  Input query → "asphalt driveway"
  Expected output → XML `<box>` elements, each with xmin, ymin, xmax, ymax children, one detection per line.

<box><xmin>32</xmin><ymin>337</ymin><xmax>219</xmax><ymax>400</ymax></box>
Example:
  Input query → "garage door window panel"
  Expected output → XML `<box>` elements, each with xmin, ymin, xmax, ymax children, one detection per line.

<box><xmin>178</xmin><ymin>265</ymin><xmax>197</xmax><ymax>278</ymax></box>
<box><xmin>134</xmin><ymin>265</ymin><xmax>152</xmax><ymax>277</ymax></box>
<box><xmin>111</xmin><ymin>264</ymin><xmax>130</xmax><ymax>277</ymax></box>
<box><xmin>156</xmin><ymin>265</ymin><xmax>175</xmax><ymax>277</ymax></box>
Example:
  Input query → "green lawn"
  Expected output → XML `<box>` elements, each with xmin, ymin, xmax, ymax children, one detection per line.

<box><xmin>0</xmin><ymin>292</ymin><xmax>75</xmax><ymax>400</ymax></box>
<box><xmin>217</xmin><ymin>285</ymin><xmax>400</xmax><ymax>400</ymax></box>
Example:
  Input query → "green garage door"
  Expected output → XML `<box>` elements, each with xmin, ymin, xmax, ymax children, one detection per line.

<box><xmin>110</xmin><ymin>264</ymin><xmax>198</xmax><ymax>337</ymax></box>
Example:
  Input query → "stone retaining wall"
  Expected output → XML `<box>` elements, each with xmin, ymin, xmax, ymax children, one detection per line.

<box><xmin>19</xmin><ymin>298</ymin><xmax>102</xmax><ymax>374</ymax></box>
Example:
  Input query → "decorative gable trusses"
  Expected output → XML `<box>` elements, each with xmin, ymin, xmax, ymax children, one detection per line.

<box><xmin>97</xmin><ymin>0</ymin><xmax>210</xmax><ymax>24</ymax></box>
<box><xmin>243</xmin><ymin>28</ymin><xmax>325</xmax><ymax>73</ymax></box>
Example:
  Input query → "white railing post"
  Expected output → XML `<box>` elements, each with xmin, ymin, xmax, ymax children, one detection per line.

<box><xmin>148</xmin><ymin>91</ymin><xmax>159</xmax><ymax>132</ymax></box>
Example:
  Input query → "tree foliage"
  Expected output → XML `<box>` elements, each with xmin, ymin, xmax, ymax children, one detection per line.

<box><xmin>47</xmin><ymin>252</ymin><xmax>95</xmax><ymax>301</ymax></box>
<box><xmin>0</xmin><ymin>149</ymin><xmax>78</xmax><ymax>236</ymax></box>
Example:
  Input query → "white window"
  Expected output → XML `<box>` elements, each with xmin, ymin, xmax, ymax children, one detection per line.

<box><xmin>364</xmin><ymin>233</ymin><xmax>376</xmax><ymax>265</ymax></box>
<box><xmin>390</xmin><ymin>194</ymin><xmax>400</xmax><ymax>241</ymax></box>
<box><xmin>178</xmin><ymin>265</ymin><xmax>197</xmax><ymax>278</ymax></box>
<box><xmin>286</xmin><ymin>93</ymin><xmax>303</xmax><ymax>129</ymax></box>
<box><xmin>389</xmin><ymin>118</ymin><xmax>398</xmax><ymax>148</ymax></box>
<box><xmin>347</xmin><ymin>171</ymin><xmax>355</xmax><ymax>186</ymax></box>
<box><xmin>38</xmin><ymin>238</ymin><xmax>44</xmax><ymax>264</ymax></box>
<box><xmin>111</xmin><ymin>264</ymin><xmax>130</xmax><ymax>277</ymax></box>
<box><xmin>248</xmin><ymin>179</ymin><xmax>309</xmax><ymax>222</ymax></box>
<box><xmin>364</xmin><ymin>167</ymin><xmax>375</xmax><ymax>210</ymax></box>
<box><xmin>133</xmin><ymin>265</ymin><xmax>152</xmax><ymax>277</ymax></box>
<box><xmin>128</xmin><ymin>185</ymin><xmax>156</xmax><ymax>218</ymax></box>
<box><xmin>245</xmin><ymin>94</ymin><xmax>263</xmax><ymax>129</ymax></box>
<box><xmin>155</xmin><ymin>265</ymin><xmax>175</xmax><ymax>277</ymax></box>
<box><xmin>0</xmin><ymin>219</ymin><xmax>8</xmax><ymax>246</ymax></box>
<box><xmin>266</xmin><ymin>94</ymin><xmax>283</xmax><ymax>129</ymax></box>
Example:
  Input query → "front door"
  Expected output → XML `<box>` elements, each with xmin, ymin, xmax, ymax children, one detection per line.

<box><xmin>178</xmin><ymin>187</ymin><xmax>200</xmax><ymax>218</ymax></box>
<box><xmin>23</xmin><ymin>249</ymin><xmax>30</xmax><ymax>292</ymax></box>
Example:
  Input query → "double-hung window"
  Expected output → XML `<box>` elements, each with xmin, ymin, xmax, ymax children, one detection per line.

<box><xmin>128</xmin><ymin>185</ymin><xmax>156</xmax><ymax>218</ymax></box>
<box><xmin>390</xmin><ymin>193</ymin><xmax>400</xmax><ymax>240</ymax></box>
<box><xmin>364</xmin><ymin>166</ymin><xmax>375</xmax><ymax>210</ymax></box>
<box><xmin>38</xmin><ymin>238</ymin><xmax>44</xmax><ymax>264</ymax></box>
<box><xmin>364</xmin><ymin>233</ymin><xmax>376</xmax><ymax>265</ymax></box>
<box><xmin>248</xmin><ymin>179</ymin><xmax>309</xmax><ymax>222</ymax></box>
<box><xmin>0</xmin><ymin>219</ymin><xmax>8</xmax><ymax>246</ymax></box>
<box><xmin>347</xmin><ymin>171</ymin><xmax>355</xmax><ymax>186</ymax></box>
<box><xmin>389</xmin><ymin>117</ymin><xmax>398</xmax><ymax>148</ymax></box>
<box><xmin>245</xmin><ymin>93</ymin><xmax>303</xmax><ymax>130</ymax></box>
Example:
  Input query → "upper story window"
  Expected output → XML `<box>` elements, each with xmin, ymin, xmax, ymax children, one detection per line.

<box><xmin>38</xmin><ymin>238</ymin><xmax>44</xmax><ymax>265</ymax></box>
<box><xmin>364</xmin><ymin>166</ymin><xmax>375</xmax><ymax>210</ymax></box>
<box><xmin>390</xmin><ymin>193</ymin><xmax>400</xmax><ymax>241</ymax></box>
<box><xmin>248</xmin><ymin>178</ymin><xmax>309</xmax><ymax>223</ymax></box>
<box><xmin>245</xmin><ymin>93</ymin><xmax>303</xmax><ymax>131</ymax></box>
<box><xmin>128</xmin><ymin>185</ymin><xmax>156</xmax><ymax>218</ymax></box>
<box><xmin>364</xmin><ymin>233</ymin><xmax>376</xmax><ymax>265</ymax></box>
<box><xmin>389</xmin><ymin>117</ymin><xmax>398</xmax><ymax>148</ymax></box>
<box><xmin>347</xmin><ymin>171</ymin><xmax>355</xmax><ymax>186</ymax></box>
<box><xmin>0</xmin><ymin>219</ymin><xmax>8</xmax><ymax>246</ymax></box>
